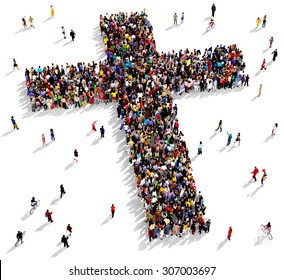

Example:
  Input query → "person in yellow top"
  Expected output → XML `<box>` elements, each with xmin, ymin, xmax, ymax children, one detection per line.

<box><xmin>29</xmin><ymin>16</ymin><xmax>35</xmax><ymax>28</ymax></box>
<box><xmin>256</xmin><ymin>17</ymin><xmax>261</xmax><ymax>28</ymax></box>
<box><xmin>50</xmin><ymin>5</ymin><xmax>54</xmax><ymax>17</ymax></box>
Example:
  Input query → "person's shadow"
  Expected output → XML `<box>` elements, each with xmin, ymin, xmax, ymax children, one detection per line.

<box><xmin>217</xmin><ymin>237</ymin><xmax>228</xmax><ymax>250</ymax></box>
<box><xmin>21</xmin><ymin>211</ymin><xmax>31</xmax><ymax>221</ymax></box>
<box><xmin>251</xmin><ymin>96</ymin><xmax>258</xmax><ymax>102</ymax></box>
<box><xmin>209</xmin><ymin>131</ymin><xmax>218</xmax><ymax>140</ymax></box>
<box><xmin>6</xmin><ymin>244</ymin><xmax>18</xmax><ymax>254</ymax></box>
<box><xmin>64</xmin><ymin>161</ymin><xmax>75</xmax><ymax>170</ymax></box>
<box><xmin>51</xmin><ymin>247</ymin><xmax>66</xmax><ymax>258</ymax></box>
<box><xmin>35</xmin><ymin>222</ymin><xmax>50</xmax><ymax>232</ymax></box>
<box><xmin>2</xmin><ymin>129</ymin><xmax>15</xmax><ymax>137</ymax></box>
<box><xmin>50</xmin><ymin>197</ymin><xmax>61</xmax><ymax>205</ymax></box>
<box><xmin>263</xmin><ymin>47</ymin><xmax>269</xmax><ymax>53</ymax></box>
<box><xmin>242</xmin><ymin>178</ymin><xmax>254</xmax><ymax>188</ymax></box>
<box><xmin>63</xmin><ymin>41</ymin><xmax>72</xmax><ymax>47</ymax></box>
<box><xmin>165</xmin><ymin>25</ymin><xmax>175</xmax><ymax>31</ymax></box>
<box><xmin>33</xmin><ymin>142</ymin><xmax>51</xmax><ymax>153</ymax></box>
<box><xmin>264</xmin><ymin>135</ymin><xmax>273</xmax><ymax>143</ymax></box>
<box><xmin>101</xmin><ymin>214</ymin><xmax>112</xmax><ymax>225</ymax></box>
<box><xmin>53</xmin><ymin>38</ymin><xmax>64</xmax><ymax>44</ymax></box>
<box><xmin>219</xmin><ymin>145</ymin><xmax>227</xmax><ymax>153</ymax></box>
<box><xmin>247</xmin><ymin>186</ymin><xmax>262</xmax><ymax>197</ymax></box>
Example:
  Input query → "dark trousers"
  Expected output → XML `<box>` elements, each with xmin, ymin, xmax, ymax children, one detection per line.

<box><xmin>111</xmin><ymin>210</ymin><xmax>115</xmax><ymax>218</ymax></box>
<box><xmin>60</xmin><ymin>190</ymin><xmax>66</xmax><ymax>198</ymax></box>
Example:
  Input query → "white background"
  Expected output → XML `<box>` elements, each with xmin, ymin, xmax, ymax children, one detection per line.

<box><xmin>0</xmin><ymin>0</ymin><xmax>283</xmax><ymax>279</ymax></box>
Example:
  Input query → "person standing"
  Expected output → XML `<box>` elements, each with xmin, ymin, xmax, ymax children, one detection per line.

<box><xmin>211</xmin><ymin>3</ymin><xmax>216</xmax><ymax>17</ymax></box>
<box><xmin>260</xmin><ymin>59</ymin><xmax>267</xmax><ymax>70</ymax></box>
<box><xmin>92</xmin><ymin>120</ymin><xmax>97</xmax><ymax>132</ymax></box>
<box><xmin>271</xmin><ymin>123</ymin><xmax>278</xmax><ymax>136</ymax></box>
<box><xmin>45</xmin><ymin>210</ymin><xmax>53</xmax><ymax>223</ymax></box>
<box><xmin>173</xmin><ymin>13</ymin><xmax>178</xmax><ymax>26</ymax></box>
<box><xmin>100</xmin><ymin>126</ymin><xmax>105</xmax><ymax>137</ymax></box>
<box><xmin>197</xmin><ymin>141</ymin><xmax>203</xmax><ymax>155</ymax></box>
<box><xmin>234</xmin><ymin>133</ymin><xmax>241</xmax><ymax>146</ymax></box>
<box><xmin>269</xmin><ymin>37</ymin><xmax>274</xmax><ymax>48</ymax></box>
<box><xmin>50</xmin><ymin>128</ymin><xmax>55</xmax><ymax>141</ymax></box>
<box><xmin>244</xmin><ymin>74</ymin><xmax>249</xmax><ymax>86</ymax></box>
<box><xmin>258</xmin><ymin>84</ymin><xmax>262</xmax><ymax>97</ymax></box>
<box><xmin>16</xmin><ymin>231</ymin><xmax>24</xmax><ymax>245</ymax></box>
<box><xmin>181</xmin><ymin>12</ymin><xmax>184</xmax><ymax>24</ymax></box>
<box><xmin>226</xmin><ymin>131</ymin><xmax>233</xmax><ymax>146</ymax></box>
<box><xmin>50</xmin><ymin>5</ymin><xmax>54</xmax><ymax>17</ymax></box>
<box><xmin>215</xmin><ymin>120</ymin><xmax>222</xmax><ymax>132</ymax></box>
<box><xmin>74</xmin><ymin>149</ymin><xmax>78</xmax><ymax>162</ymax></box>
<box><xmin>61</xmin><ymin>26</ymin><xmax>66</xmax><ymax>39</ymax></box>
<box><xmin>227</xmin><ymin>226</ymin><xmax>233</xmax><ymax>240</ymax></box>
<box><xmin>60</xmin><ymin>184</ymin><xmax>66</xmax><ymax>198</ymax></box>
<box><xmin>11</xmin><ymin>116</ymin><xmax>19</xmax><ymax>130</ymax></box>
<box><xmin>66</xmin><ymin>224</ymin><xmax>72</xmax><ymax>236</ymax></box>
<box><xmin>272</xmin><ymin>49</ymin><xmax>278</xmax><ymax>61</ymax></box>
<box><xmin>42</xmin><ymin>134</ymin><xmax>46</xmax><ymax>146</ymax></box>
<box><xmin>28</xmin><ymin>16</ymin><xmax>35</xmax><ymax>28</ymax></box>
<box><xmin>22</xmin><ymin>17</ymin><xmax>27</xmax><ymax>29</ymax></box>
<box><xmin>70</xmin><ymin>29</ymin><xmax>76</xmax><ymax>41</ymax></box>
<box><xmin>111</xmin><ymin>204</ymin><xmax>115</xmax><ymax>218</ymax></box>
<box><xmin>61</xmin><ymin>235</ymin><xmax>70</xmax><ymax>248</ymax></box>
<box><xmin>13</xmin><ymin>58</ymin><xmax>19</xmax><ymax>70</ymax></box>
<box><xmin>261</xmin><ymin>169</ymin><xmax>267</xmax><ymax>185</ymax></box>
<box><xmin>256</xmin><ymin>17</ymin><xmax>261</xmax><ymax>28</ymax></box>
<box><xmin>251</xmin><ymin>166</ymin><xmax>259</xmax><ymax>181</ymax></box>
<box><xmin>262</xmin><ymin>15</ymin><xmax>267</xmax><ymax>28</ymax></box>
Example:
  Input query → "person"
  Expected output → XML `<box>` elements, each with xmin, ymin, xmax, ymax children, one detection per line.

<box><xmin>209</xmin><ymin>18</ymin><xmax>214</xmax><ymax>28</ymax></box>
<box><xmin>261</xmin><ymin>169</ymin><xmax>267</xmax><ymax>185</ymax></box>
<box><xmin>197</xmin><ymin>141</ymin><xmax>203</xmax><ymax>155</ymax></box>
<box><xmin>227</xmin><ymin>226</ymin><xmax>232</xmax><ymax>240</ymax></box>
<box><xmin>28</xmin><ymin>16</ymin><xmax>35</xmax><ymax>28</ymax></box>
<box><xmin>173</xmin><ymin>13</ymin><xmax>178</xmax><ymax>26</ymax></box>
<box><xmin>271</xmin><ymin>123</ymin><xmax>278</xmax><ymax>136</ymax></box>
<box><xmin>45</xmin><ymin>210</ymin><xmax>53</xmax><ymax>223</ymax></box>
<box><xmin>181</xmin><ymin>12</ymin><xmax>184</xmax><ymax>24</ymax></box>
<box><xmin>272</xmin><ymin>49</ymin><xmax>278</xmax><ymax>61</ymax></box>
<box><xmin>13</xmin><ymin>58</ymin><xmax>19</xmax><ymax>70</ymax></box>
<box><xmin>260</xmin><ymin>59</ymin><xmax>267</xmax><ymax>70</ymax></box>
<box><xmin>258</xmin><ymin>83</ymin><xmax>262</xmax><ymax>97</ymax></box>
<box><xmin>269</xmin><ymin>37</ymin><xmax>274</xmax><ymax>48</ymax></box>
<box><xmin>22</xmin><ymin>17</ymin><xmax>27</xmax><ymax>29</ymax></box>
<box><xmin>60</xmin><ymin>184</ymin><xmax>66</xmax><ymax>198</ymax></box>
<box><xmin>61</xmin><ymin>26</ymin><xmax>66</xmax><ymax>39</ymax></box>
<box><xmin>31</xmin><ymin>196</ymin><xmax>38</xmax><ymax>208</ymax></box>
<box><xmin>256</xmin><ymin>17</ymin><xmax>261</xmax><ymax>28</ymax></box>
<box><xmin>50</xmin><ymin>128</ymin><xmax>55</xmax><ymax>141</ymax></box>
<box><xmin>226</xmin><ymin>131</ymin><xmax>232</xmax><ymax>146</ymax></box>
<box><xmin>11</xmin><ymin>116</ymin><xmax>19</xmax><ymax>129</ymax></box>
<box><xmin>262</xmin><ymin>15</ymin><xmax>267</xmax><ymax>28</ymax></box>
<box><xmin>215</xmin><ymin>120</ymin><xmax>222</xmax><ymax>132</ymax></box>
<box><xmin>100</xmin><ymin>126</ymin><xmax>105</xmax><ymax>137</ymax></box>
<box><xmin>251</xmin><ymin>166</ymin><xmax>259</xmax><ymax>181</ymax></box>
<box><xmin>42</xmin><ymin>134</ymin><xmax>46</xmax><ymax>146</ymax></box>
<box><xmin>211</xmin><ymin>4</ymin><xmax>216</xmax><ymax>17</ymax></box>
<box><xmin>16</xmin><ymin>231</ymin><xmax>24</xmax><ymax>245</ymax></box>
<box><xmin>74</xmin><ymin>149</ymin><xmax>78</xmax><ymax>162</ymax></box>
<box><xmin>50</xmin><ymin>5</ymin><xmax>54</xmax><ymax>17</ymax></box>
<box><xmin>67</xmin><ymin>224</ymin><xmax>72</xmax><ymax>236</ymax></box>
<box><xmin>265</xmin><ymin>222</ymin><xmax>271</xmax><ymax>233</ymax></box>
<box><xmin>70</xmin><ymin>29</ymin><xmax>76</xmax><ymax>41</ymax></box>
<box><xmin>92</xmin><ymin>120</ymin><xmax>97</xmax><ymax>132</ymax></box>
<box><xmin>234</xmin><ymin>133</ymin><xmax>241</xmax><ymax>146</ymax></box>
<box><xmin>61</xmin><ymin>235</ymin><xmax>70</xmax><ymax>248</ymax></box>
<box><xmin>111</xmin><ymin>204</ymin><xmax>115</xmax><ymax>218</ymax></box>
<box><xmin>244</xmin><ymin>74</ymin><xmax>249</xmax><ymax>86</ymax></box>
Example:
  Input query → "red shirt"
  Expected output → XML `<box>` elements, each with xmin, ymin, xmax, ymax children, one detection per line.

<box><xmin>111</xmin><ymin>205</ymin><xmax>115</xmax><ymax>212</ymax></box>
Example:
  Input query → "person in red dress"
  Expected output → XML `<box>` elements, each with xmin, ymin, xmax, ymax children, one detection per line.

<box><xmin>111</xmin><ymin>204</ymin><xmax>115</xmax><ymax>218</ymax></box>
<box><xmin>228</xmin><ymin>226</ymin><xmax>232</xmax><ymax>240</ymax></box>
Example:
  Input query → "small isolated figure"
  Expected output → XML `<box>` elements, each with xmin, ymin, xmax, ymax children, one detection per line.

<box><xmin>11</xmin><ymin>116</ymin><xmax>19</xmax><ymax>129</ymax></box>
<box><xmin>100</xmin><ymin>126</ymin><xmax>105</xmax><ymax>137</ymax></box>
<box><xmin>60</xmin><ymin>184</ymin><xmax>66</xmax><ymax>198</ymax></box>
<box><xmin>45</xmin><ymin>210</ymin><xmax>53</xmax><ymax>223</ymax></box>
<box><xmin>173</xmin><ymin>13</ymin><xmax>178</xmax><ymax>26</ymax></box>
<box><xmin>272</xmin><ymin>49</ymin><xmax>278</xmax><ymax>61</ymax></box>
<box><xmin>211</xmin><ymin>3</ymin><xmax>216</xmax><ymax>17</ymax></box>
<box><xmin>271</xmin><ymin>123</ymin><xmax>278</xmax><ymax>136</ymax></box>
<box><xmin>13</xmin><ymin>58</ymin><xmax>19</xmax><ymax>70</ymax></box>
<box><xmin>215</xmin><ymin>120</ymin><xmax>222</xmax><ymax>132</ymax></box>
<box><xmin>42</xmin><ymin>134</ymin><xmax>46</xmax><ymax>146</ymax></box>
<box><xmin>92</xmin><ymin>120</ymin><xmax>97</xmax><ymax>132</ymax></box>
<box><xmin>227</xmin><ymin>226</ymin><xmax>233</xmax><ymax>240</ymax></box>
<box><xmin>181</xmin><ymin>12</ymin><xmax>184</xmax><ymax>23</ymax></box>
<box><xmin>226</xmin><ymin>131</ymin><xmax>233</xmax><ymax>146</ymax></box>
<box><xmin>50</xmin><ymin>128</ymin><xmax>55</xmax><ymax>141</ymax></box>
<box><xmin>61</xmin><ymin>26</ymin><xmax>66</xmax><ymax>39</ymax></box>
<box><xmin>28</xmin><ymin>16</ymin><xmax>35</xmax><ymax>28</ymax></box>
<box><xmin>197</xmin><ymin>141</ymin><xmax>203</xmax><ymax>155</ymax></box>
<box><xmin>50</xmin><ymin>5</ymin><xmax>54</xmax><ymax>17</ymax></box>
<box><xmin>22</xmin><ymin>17</ymin><xmax>27</xmax><ymax>29</ymax></box>
<box><xmin>256</xmin><ymin>17</ymin><xmax>261</xmax><ymax>28</ymax></box>
<box><xmin>66</xmin><ymin>224</ymin><xmax>72</xmax><ymax>236</ymax></box>
<box><xmin>261</xmin><ymin>169</ymin><xmax>268</xmax><ymax>185</ymax></box>
<box><xmin>111</xmin><ymin>204</ymin><xmax>115</xmax><ymax>218</ymax></box>
<box><xmin>251</xmin><ymin>166</ymin><xmax>259</xmax><ymax>181</ymax></box>
<box><xmin>234</xmin><ymin>133</ymin><xmax>241</xmax><ymax>146</ymax></box>
<box><xmin>74</xmin><ymin>149</ymin><xmax>78</xmax><ymax>162</ymax></box>
<box><xmin>258</xmin><ymin>84</ymin><xmax>262</xmax><ymax>97</ymax></box>
<box><xmin>262</xmin><ymin>15</ymin><xmax>267</xmax><ymax>28</ymax></box>
<box><xmin>269</xmin><ymin>37</ymin><xmax>274</xmax><ymax>48</ymax></box>
<box><xmin>16</xmin><ymin>231</ymin><xmax>24</xmax><ymax>245</ymax></box>
<box><xmin>61</xmin><ymin>235</ymin><xmax>69</xmax><ymax>248</ymax></box>
<box><xmin>70</xmin><ymin>29</ymin><xmax>76</xmax><ymax>41</ymax></box>
<box><xmin>260</xmin><ymin>59</ymin><xmax>267</xmax><ymax>70</ymax></box>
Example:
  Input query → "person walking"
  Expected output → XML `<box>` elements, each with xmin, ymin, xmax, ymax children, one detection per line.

<box><xmin>61</xmin><ymin>26</ymin><xmax>66</xmax><ymax>39</ymax></box>
<box><xmin>227</xmin><ymin>226</ymin><xmax>233</xmax><ymax>240</ymax></box>
<box><xmin>60</xmin><ymin>184</ymin><xmax>66</xmax><ymax>198</ymax></box>
<box><xmin>215</xmin><ymin>120</ymin><xmax>222</xmax><ymax>132</ymax></box>
<box><xmin>50</xmin><ymin>5</ymin><xmax>54</xmax><ymax>17</ymax></box>
<box><xmin>272</xmin><ymin>49</ymin><xmax>278</xmax><ymax>61</ymax></box>
<box><xmin>70</xmin><ymin>29</ymin><xmax>76</xmax><ymax>41</ymax></box>
<box><xmin>16</xmin><ymin>231</ymin><xmax>24</xmax><ymax>245</ymax></box>
<box><xmin>100</xmin><ymin>126</ymin><xmax>105</xmax><ymax>137</ymax></box>
<box><xmin>262</xmin><ymin>15</ymin><xmax>267</xmax><ymax>28</ymax></box>
<box><xmin>22</xmin><ymin>17</ymin><xmax>27</xmax><ymax>29</ymax></box>
<box><xmin>61</xmin><ymin>235</ymin><xmax>70</xmax><ymax>248</ymax></box>
<box><xmin>261</xmin><ymin>169</ymin><xmax>267</xmax><ymax>185</ymax></box>
<box><xmin>197</xmin><ymin>141</ymin><xmax>203</xmax><ymax>155</ymax></box>
<box><xmin>28</xmin><ymin>16</ymin><xmax>35</xmax><ymax>28</ymax></box>
<box><xmin>111</xmin><ymin>204</ymin><xmax>115</xmax><ymax>218</ymax></box>
<box><xmin>260</xmin><ymin>59</ymin><xmax>267</xmax><ymax>70</ymax></box>
<box><xmin>173</xmin><ymin>13</ymin><xmax>178</xmax><ymax>26</ymax></box>
<box><xmin>271</xmin><ymin>123</ymin><xmax>278</xmax><ymax>136</ymax></box>
<box><xmin>92</xmin><ymin>120</ymin><xmax>97</xmax><ymax>132</ymax></box>
<box><xmin>234</xmin><ymin>133</ymin><xmax>241</xmax><ymax>146</ymax></box>
<box><xmin>42</xmin><ymin>134</ymin><xmax>46</xmax><ymax>146</ymax></box>
<box><xmin>244</xmin><ymin>74</ymin><xmax>249</xmax><ymax>86</ymax></box>
<box><xmin>256</xmin><ymin>17</ymin><xmax>261</xmax><ymax>29</ymax></box>
<box><xmin>258</xmin><ymin>84</ymin><xmax>262</xmax><ymax>97</ymax></box>
<box><xmin>211</xmin><ymin>3</ymin><xmax>216</xmax><ymax>17</ymax></box>
<box><xmin>74</xmin><ymin>149</ymin><xmax>79</xmax><ymax>162</ymax></box>
<box><xmin>13</xmin><ymin>58</ymin><xmax>19</xmax><ymax>70</ymax></box>
<box><xmin>50</xmin><ymin>128</ymin><xmax>55</xmax><ymax>141</ymax></box>
<box><xmin>269</xmin><ymin>37</ymin><xmax>274</xmax><ymax>48</ymax></box>
<box><xmin>66</xmin><ymin>224</ymin><xmax>72</xmax><ymax>236</ymax></box>
<box><xmin>11</xmin><ymin>116</ymin><xmax>19</xmax><ymax>129</ymax></box>
<box><xmin>45</xmin><ymin>210</ymin><xmax>53</xmax><ymax>223</ymax></box>
<box><xmin>181</xmin><ymin>12</ymin><xmax>184</xmax><ymax>24</ymax></box>
<box><xmin>251</xmin><ymin>166</ymin><xmax>259</xmax><ymax>181</ymax></box>
<box><xmin>226</xmin><ymin>131</ymin><xmax>233</xmax><ymax>146</ymax></box>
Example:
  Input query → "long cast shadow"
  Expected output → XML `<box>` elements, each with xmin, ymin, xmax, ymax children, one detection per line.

<box><xmin>101</xmin><ymin>214</ymin><xmax>112</xmax><ymax>225</ymax></box>
<box><xmin>51</xmin><ymin>247</ymin><xmax>66</xmax><ymax>258</ymax></box>
<box><xmin>217</xmin><ymin>237</ymin><xmax>228</xmax><ymax>250</ymax></box>
<box><xmin>2</xmin><ymin>129</ymin><xmax>15</xmax><ymax>137</ymax></box>
<box><xmin>35</xmin><ymin>222</ymin><xmax>50</xmax><ymax>232</ymax></box>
